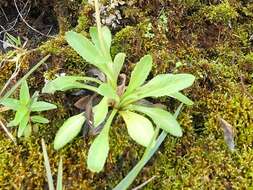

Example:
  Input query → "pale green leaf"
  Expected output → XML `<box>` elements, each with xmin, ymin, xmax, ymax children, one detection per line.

<box><xmin>23</xmin><ymin>124</ymin><xmax>32</xmax><ymax>138</ymax></box>
<box><xmin>87</xmin><ymin>123</ymin><xmax>110</xmax><ymax>172</ymax></box>
<box><xmin>17</xmin><ymin>113</ymin><xmax>29</xmax><ymax>137</ymax></box>
<box><xmin>120</xmin><ymin>111</ymin><xmax>154</xmax><ymax>147</ymax></box>
<box><xmin>90</xmin><ymin>26</ymin><xmax>112</xmax><ymax>55</ymax></box>
<box><xmin>87</xmin><ymin>109</ymin><xmax>117</xmax><ymax>173</ymax></box>
<box><xmin>31</xmin><ymin>115</ymin><xmax>49</xmax><ymax>124</ymax></box>
<box><xmin>135</xmin><ymin>74</ymin><xmax>195</xmax><ymax>99</ymax></box>
<box><xmin>93</xmin><ymin>98</ymin><xmax>108</xmax><ymax>127</ymax></box>
<box><xmin>20</xmin><ymin>80</ymin><xmax>30</xmax><ymax>105</ymax></box>
<box><xmin>54</xmin><ymin>113</ymin><xmax>85</xmax><ymax>150</ymax></box>
<box><xmin>8</xmin><ymin>106</ymin><xmax>28</xmax><ymax>127</ymax></box>
<box><xmin>65</xmin><ymin>31</ymin><xmax>103</xmax><ymax>65</ymax></box>
<box><xmin>113</xmin><ymin>53</ymin><xmax>126</xmax><ymax>80</ymax></box>
<box><xmin>125</xmin><ymin>55</ymin><xmax>152</xmax><ymax>95</ymax></box>
<box><xmin>31</xmin><ymin>101</ymin><xmax>57</xmax><ymax>112</ymax></box>
<box><xmin>129</xmin><ymin>105</ymin><xmax>182</xmax><ymax>137</ymax></box>
<box><xmin>98</xmin><ymin>83</ymin><xmax>119</xmax><ymax>102</ymax></box>
<box><xmin>42</xmin><ymin>76</ymin><xmax>99</xmax><ymax>94</ymax></box>
<box><xmin>169</xmin><ymin>92</ymin><xmax>193</xmax><ymax>105</ymax></box>
<box><xmin>0</xmin><ymin>98</ymin><xmax>21</xmax><ymax>110</ymax></box>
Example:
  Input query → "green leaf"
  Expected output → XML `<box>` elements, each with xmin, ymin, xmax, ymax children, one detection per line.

<box><xmin>135</xmin><ymin>74</ymin><xmax>195</xmax><ymax>99</ymax></box>
<box><xmin>20</xmin><ymin>80</ymin><xmax>30</xmax><ymax>105</ymax></box>
<box><xmin>90</xmin><ymin>26</ymin><xmax>112</xmax><ymax>55</ymax></box>
<box><xmin>17</xmin><ymin>113</ymin><xmax>29</xmax><ymax>137</ymax></box>
<box><xmin>169</xmin><ymin>92</ymin><xmax>193</xmax><ymax>106</ymax></box>
<box><xmin>98</xmin><ymin>83</ymin><xmax>119</xmax><ymax>102</ymax></box>
<box><xmin>31</xmin><ymin>101</ymin><xmax>57</xmax><ymax>112</ymax></box>
<box><xmin>87</xmin><ymin>109</ymin><xmax>117</xmax><ymax>173</ymax></box>
<box><xmin>93</xmin><ymin>98</ymin><xmax>108</xmax><ymax>127</ymax></box>
<box><xmin>8</xmin><ymin>106</ymin><xmax>28</xmax><ymax>127</ymax></box>
<box><xmin>65</xmin><ymin>31</ymin><xmax>103</xmax><ymax>65</ymax></box>
<box><xmin>125</xmin><ymin>55</ymin><xmax>152</xmax><ymax>95</ymax></box>
<box><xmin>113</xmin><ymin>53</ymin><xmax>126</xmax><ymax>80</ymax></box>
<box><xmin>87</xmin><ymin>125</ymin><xmax>110</xmax><ymax>172</ymax></box>
<box><xmin>113</xmin><ymin>104</ymin><xmax>183</xmax><ymax>190</ymax></box>
<box><xmin>128</xmin><ymin>105</ymin><xmax>182</xmax><ymax>137</ymax></box>
<box><xmin>54</xmin><ymin>113</ymin><xmax>86</xmax><ymax>150</ymax></box>
<box><xmin>42</xmin><ymin>76</ymin><xmax>99</xmax><ymax>94</ymax></box>
<box><xmin>31</xmin><ymin>115</ymin><xmax>49</xmax><ymax>124</ymax></box>
<box><xmin>0</xmin><ymin>98</ymin><xmax>21</xmax><ymax>110</ymax></box>
<box><xmin>120</xmin><ymin>111</ymin><xmax>154</xmax><ymax>147</ymax></box>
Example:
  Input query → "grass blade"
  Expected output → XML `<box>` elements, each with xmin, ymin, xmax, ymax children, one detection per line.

<box><xmin>56</xmin><ymin>157</ymin><xmax>63</xmax><ymax>190</ymax></box>
<box><xmin>0</xmin><ymin>54</ymin><xmax>50</xmax><ymax>102</ymax></box>
<box><xmin>41</xmin><ymin>138</ymin><xmax>55</xmax><ymax>190</ymax></box>
<box><xmin>113</xmin><ymin>104</ymin><xmax>183</xmax><ymax>190</ymax></box>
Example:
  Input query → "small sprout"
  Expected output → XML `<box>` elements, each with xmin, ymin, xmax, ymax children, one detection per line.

<box><xmin>0</xmin><ymin>80</ymin><xmax>57</xmax><ymax>138</ymax></box>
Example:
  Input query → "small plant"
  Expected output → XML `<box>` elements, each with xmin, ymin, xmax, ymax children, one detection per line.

<box><xmin>0</xmin><ymin>80</ymin><xmax>57</xmax><ymax>137</ymax></box>
<box><xmin>42</xmin><ymin>16</ymin><xmax>195</xmax><ymax>172</ymax></box>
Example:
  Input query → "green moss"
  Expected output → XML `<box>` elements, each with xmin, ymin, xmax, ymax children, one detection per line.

<box><xmin>202</xmin><ymin>0</ymin><xmax>239</xmax><ymax>23</ymax></box>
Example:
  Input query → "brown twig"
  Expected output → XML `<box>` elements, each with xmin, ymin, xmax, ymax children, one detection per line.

<box><xmin>240</xmin><ymin>75</ymin><xmax>253</xmax><ymax>100</ymax></box>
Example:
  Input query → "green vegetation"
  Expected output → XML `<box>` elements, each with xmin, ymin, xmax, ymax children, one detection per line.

<box><xmin>0</xmin><ymin>0</ymin><xmax>253</xmax><ymax>189</ymax></box>
<box><xmin>0</xmin><ymin>80</ymin><xmax>57</xmax><ymax>137</ymax></box>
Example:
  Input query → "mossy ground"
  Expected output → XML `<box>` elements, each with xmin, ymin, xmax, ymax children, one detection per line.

<box><xmin>0</xmin><ymin>0</ymin><xmax>253</xmax><ymax>189</ymax></box>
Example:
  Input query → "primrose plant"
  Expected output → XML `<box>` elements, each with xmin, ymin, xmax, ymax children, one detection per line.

<box><xmin>42</xmin><ymin>25</ymin><xmax>195</xmax><ymax>172</ymax></box>
<box><xmin>0</xmin><ymin>80</ymin><xmax>57</xmax><ymax>137</ymax></box>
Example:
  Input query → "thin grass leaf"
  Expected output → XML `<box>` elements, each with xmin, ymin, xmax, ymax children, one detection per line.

<box><xmin>56</xmin><ymin>157</ymin><xmax>63</xmax><ymax>190</ymax></box>
<box><xmin>0</xmin><ymin>55</ymin><xmax>50</xmax><ymax>102</ymax></box>
<box><xmin>113</xmin><ymin>53</ymin><xmax>125</xmax><ymax>81</ymax></box>
<box><xmin>41</xmin><ymin>139</ymin><xmax>55</xmax><ymax>190</ymax></box>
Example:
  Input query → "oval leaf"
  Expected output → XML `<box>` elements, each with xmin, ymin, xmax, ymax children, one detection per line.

<box><xmin>31</xmin><ymin>101</ymin><xmax>57</xmax><ymax>112</ymax></box>
<box><xmin>54</xmin><ymin>113</ymin><xmax>86</xmax><ymax>150</ymax></box>
<box><xmin>65</xmin><ymin>31</ymin><xmax>103</xmax><ymax>65</ymax></box>
<box><xmin>129</xmin><ymin>105</ymin><xmax>182</xmax><ymax>137</ymax></box>
<box><xmin>31</xmin><ymin>115</ymin><xmax>49</xmax><ymax>124</ymax></box>
<box><xmin>125</xmin><ymin>55</ymin><xmax>152</xmax><ymax>95</ymax></box>
<box><xmin>138</xmin><ymin>74</ymin><xmax>195</xmax><ymax>98</ymax></box>
<box><xmin>87</xmin><ymin>125</ymin><xmax>110</xmax><ymax>172</ymax></box>
<box><xmin>120</xmin><ymin>111</ymin><xmax>154</xmax><ymax>147</ymax></box>
<box><xmin>42</xmin><ymin>76</ymin><xmax>89</xmax><ymax>94</ymax></box>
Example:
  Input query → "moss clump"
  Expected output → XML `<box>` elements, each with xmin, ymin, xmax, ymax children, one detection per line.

<box><xmin>202</xmin><ymin>0</ymin><xmax>239</xmax><ymax>23</ymax></box>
